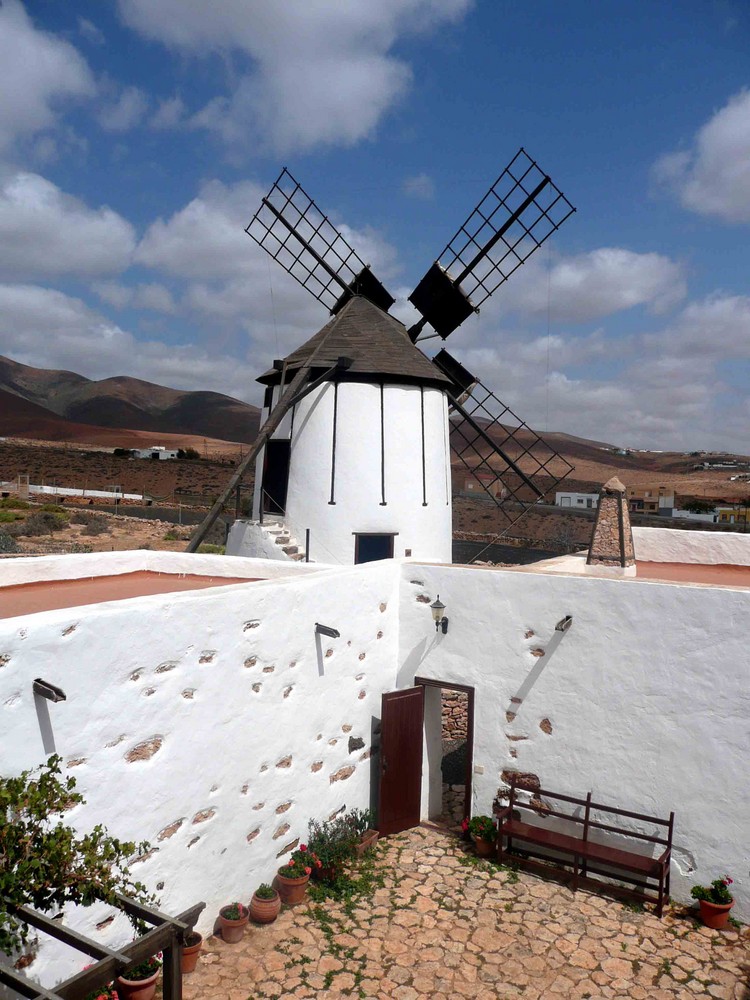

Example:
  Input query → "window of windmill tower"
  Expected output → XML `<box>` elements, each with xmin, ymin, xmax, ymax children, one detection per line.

<box><xmin>354</xmin><ymin>533</ymin><xmax>396</xmax><ymax>563</ymax></box>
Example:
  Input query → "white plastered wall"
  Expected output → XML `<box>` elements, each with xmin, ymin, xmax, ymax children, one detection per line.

<box><xmin>248</xmin><ymin>380</ymin><xmax>452</xmax><ymax>565</ymax></box>
<box><xmin>634</xmin><ymin>526</ymin><xmax>750</xmax><ymax>565</ymax></box>
<box><xmin>0</xmin><ymin>558</ymin><xmax>400</xmax><ymax>986</ymax></box>
<box><xmin>397</xmin><ymin>563</ymin><xmax>749</xmax><ymax>920</ymax></box>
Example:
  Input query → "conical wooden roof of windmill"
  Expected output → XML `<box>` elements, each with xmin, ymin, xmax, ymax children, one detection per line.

<box><xmin>257</xmin><ymin>296</ymin><xmax>451</xmax><ymax>389</ymax></box>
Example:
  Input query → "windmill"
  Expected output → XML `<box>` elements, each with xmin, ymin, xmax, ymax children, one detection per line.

<box><xmin>188</xmin><ymin>148</ymin><xmax>575</xmax><ymax>561</ymax></box>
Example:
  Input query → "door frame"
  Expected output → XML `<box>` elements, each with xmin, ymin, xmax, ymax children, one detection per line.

<box><xmin>414</xmin><ymin>676</ymin><xmax>475</xmax><ymax>824</ymax></box>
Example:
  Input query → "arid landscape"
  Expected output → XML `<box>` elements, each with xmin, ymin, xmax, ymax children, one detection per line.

<box><xmin>2</xmin><ymin>354</ymin><xmax>750</xmax><ymax>558</ymax></box>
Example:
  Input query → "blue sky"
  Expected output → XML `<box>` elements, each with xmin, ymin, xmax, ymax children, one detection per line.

<box><xmin>1</xmin><ymin>1</ymin><xmax>749</xmax><ymax>450</ymax></box>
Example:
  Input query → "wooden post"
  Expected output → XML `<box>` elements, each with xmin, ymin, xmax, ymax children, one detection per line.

<box><xmin>161</xmin><ymin>940</ymin><xmax>182</xmax><ymax>1000</ymax></box>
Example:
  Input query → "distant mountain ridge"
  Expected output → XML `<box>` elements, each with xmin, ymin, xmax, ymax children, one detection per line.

<box><xmin>0</xmin><ymin>355</ymin><xmax>261</xmax><ymax>444</ymax></box>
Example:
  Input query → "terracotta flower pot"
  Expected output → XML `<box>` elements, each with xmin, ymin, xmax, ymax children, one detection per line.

<box><xmin>698</xmin><ymin>898</ymin><xmax>734</xmax><ymax>929</ymax></box>
<box><xmin>115</xmin><ymin>969</ymin><xmax>159</xmax><ymax>1000</ymax></box>
<box><xmin>249</xmin><ymin>891</ymin><xmax>281</xmax><ymax>924</ymax></box>
<box><xmin>474</xmin><ymin>836</ymin><xmax>494</xmax><ymax>857</ymax></box>
<box><xmin>219</xmin><ymin>906</ymin><xmax>249</xmax><ymax>943</ymax></box>
<box><xmin>181</xmin><ymin>932</ymin><xmax>203</xmax><ymax>973</ymax></box>
<box><xmin>276</xmin><ymin>871</ymin><xmax>310</xmax><ymax>906</ymax></box>
<box><xmin>356</xmin><ymin>829</ymin><xmax>379</xmax><ymax>857</ymax></box>
<box><xmin>313</xmin><ymin>863</ymin><xmax>342</xmax><ymax>883</ymax></box>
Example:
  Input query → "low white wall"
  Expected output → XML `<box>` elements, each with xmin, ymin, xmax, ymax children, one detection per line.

<box><xmin>0</xmin><ymin>559</ymin><xmax>400</xmax><ymax>986</ymax></box>
<box><xmin>226</xmin><ymin>521</ymin><xmax>291</xmax><ymax>561</ymax></box>
<box><xmin>633</xmin><ymin>526</ymin><xmax>750</xmax><ymax>565</ymax></box>
<box><xmin>0</xmin><ymin>550</ymin><xmax>326</xmax><ymax>589</ymax></box>
<box><xmin>398</xmin><ymin>562</ymin><xmax>749</xmax><ymax>919</ymax></box>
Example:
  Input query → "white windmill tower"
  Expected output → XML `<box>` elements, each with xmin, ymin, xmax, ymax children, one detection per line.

<box><xmin>190</xmin><ymin>151</ymin><xmax>576</xmax><ymax>564</ymax></box>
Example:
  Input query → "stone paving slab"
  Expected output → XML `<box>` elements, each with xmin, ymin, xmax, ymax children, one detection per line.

<box><xmin>182</xmin><ymin>826</ymin><xmax>750</xmax><ymax>999</ymax></box>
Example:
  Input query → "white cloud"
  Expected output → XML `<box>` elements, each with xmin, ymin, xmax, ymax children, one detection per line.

<box><xmin>0</xmin><ymin>283</ymin><xmax>258</xmax><ymax>401</ymax></box>
<box><xmin>654</xmin><ymin>88</ymin><xmax>750</xmax><ymax>224</ymax></box>
<box><xmin>0</xmin><ymin>171</ymin><xmax>135</xmax><ymax>279</ymax></box>
<box><xmin>117</xmin><ymin>0</ymin><xmax>473</xmax><ymax>154</ymax></box>
<box><xmin>92</xmin><ymin>281</ymin><xmax>177</xmax><ymax>314</ymax></box>
<box><xmin>150</xmin><ymin>95</ymin><xmax>185</xmax><ymax>130</ymax></box>
<box><xmin>78</xmin><ymin>17</ymin><xmax>105</xmax><ymax>46</ymax></box>
<box><xmin>493</xmin><ymin>247</ymin><xmax>686</xmax><ymax>323</ymax></box>
<box><xmin>402</xmin><ymin>173</ymin><xmax>435</xmax><ymax>200</ymax></box>
<box><xmin>0</xmin><ymin>0</ymin><xmax>94</xmax><ymax>153</ymax></box>
<box><xmin>97</xmin><ymin>86</ymin><xmax>149</xmax><ymax>132</ymax></box>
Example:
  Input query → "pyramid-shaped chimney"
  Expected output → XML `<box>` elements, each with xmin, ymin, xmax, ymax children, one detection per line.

<box><xmin>587</xmin><ymin>477</ymin><xmax>635</xmax><ymax>571</ymax></box>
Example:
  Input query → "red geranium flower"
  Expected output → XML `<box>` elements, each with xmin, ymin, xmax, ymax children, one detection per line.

<box><xmin>300</xmin><ymin>844</ymin><xmax>307</xmax><ymax>852</ymax></box>
<box><xmin>461</xmin><ymin>817</ymin><xmax>469</xmax><ymax>832</ymax></box>
<box><xmin>304</xmin><ymin>866</ymin><xmax>312</xmax><ymax>875</ymax></box>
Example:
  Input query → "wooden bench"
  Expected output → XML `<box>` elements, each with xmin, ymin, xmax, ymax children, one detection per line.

<box><xmin>495</xmin><ymin>778</ymin><xmax>674</xmax><ymax>916</ymax></box>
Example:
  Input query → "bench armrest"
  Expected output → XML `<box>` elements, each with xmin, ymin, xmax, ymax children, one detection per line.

<box><xmin>657</xmin><ymin>847</ymin><xmax>671</xmax><ymax>866</ymax></box>
<box><xmin>494</xmin><ymin>806</ymin><xmax>512</xmax><ymax>823</ymax></box>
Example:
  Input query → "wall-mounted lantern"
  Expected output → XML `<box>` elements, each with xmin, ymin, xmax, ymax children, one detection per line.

<box><xmin>555</xmin><ymin>615</ymin><xmax>573</xmax><ymax>633</ymax></box>
<box><xmin>315</xmin><ymin>623</ymin><xmax>340</xmax><ymax>639</ymax></box>
<box><xmin>430</xmin><ymin>596</ymin><xmax>449</xmax><ymax>634</ymax></box>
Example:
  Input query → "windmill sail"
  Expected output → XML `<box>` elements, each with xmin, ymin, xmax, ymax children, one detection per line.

<box><xmin>247</xmin><ymin>168</ymin><xmax>394</xmax><ymax>315</ymax></box>
<box><xmin>431</xmin><ymin>350</ymin><xmax>575</xmax><ymax>534</ymax></box>
<box><xmin>409</xmin><ymin>148</ymin><xmax>575</xmax><ymax>341</ymax></box>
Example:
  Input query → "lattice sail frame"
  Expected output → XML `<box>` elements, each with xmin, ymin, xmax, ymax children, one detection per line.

<box><xmin>438</xmin><ymin>148</ymin><xmax>575</xmax><ymax>310</ymax></box>
<box><xmin>449</xmin><ymin>376</ymin><xmax>575</xmax><ymax>534</ymax></box>
<box><xmin>246</xmin><ymin>168</ymin><xmax>393</xmax><ymax>314</ymax></box>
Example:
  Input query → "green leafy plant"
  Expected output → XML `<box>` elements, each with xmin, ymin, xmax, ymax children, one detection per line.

<box><xmin>219</xmin><ymin>902</ymin><xmax>247</xmax><ymax>921</ymax></box>
<box><xmin>690</xmin><ymin>876</ymin><xmax>733</xmax><ymax>905</ymax></box>
<box><xmin>82</xmin><ymin>981</ymin><xmax>118</xmax><ymax>1000</ymax></box>
<box><xmin>343</xmin><ymin>808</ymin><xmax>375</xmax><ymax>838</ymax></box>
<box><xmin>196</xmin><ymin>543</ymin><xmax>225</xmax><ymax>554</ymax></box>
<box><xmin>463</xmin><ymin>815</ymin><xmax>496</xmax><ymax>841</ymax></box>
<box><xmin>120</xmin><ymin>953</ymin><xmax>161</xmax><ymax>982</ymax></box>
<box><xmin>0</xmin><ymin>756</ymin><xmax>156</xmax><ymax>957</ymax></box>
<box><xmin>253</xmin><ymin>884</ymin><xmax>277</xmax><ymax>901</ymax></box>
<box><xmin>307</xmin><ymin>817</ymin><xmax>358</xmax><ymax>871</ymax></box>
<box><xmin>279</xmin><ymin>845</ymin><xmax>321</xmax><ymax>879</ymax></box>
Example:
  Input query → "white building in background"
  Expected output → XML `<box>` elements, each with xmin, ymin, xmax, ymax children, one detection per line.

<box><xmin>555</xmin><ymin>491</ymin><xmax>599</xmax><ymax>509</ymax></box>
<box><xmin>228</xmin><ymin>297</ymin><xmax>453</xmax><ymax>566</ymax></box>
<box><xmin>134</xmin><ymin>446</ymin><xmax>180</xmax><ymax>460</ymax></box>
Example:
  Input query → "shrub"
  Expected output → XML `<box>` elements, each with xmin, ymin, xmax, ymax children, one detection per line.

<box><xmin>0</xmin><ymin>756</ymin><xmax>156</xmax><ymax>956</ymax></box>
<box><xmin>0</xmin><ymin>511</ymin><xmax>23</xmax><ymax>524</ymax></box>
<box><xmin>197</xmin><ymin>543</ymin><xmax>225</xmax><ymax>555</ymax></box>
<box><xmin>0</xmin><ymin>532</ymin><xmax>19</xmax><ymax>553</ymax></box>
<box><xmin>80</xmin><ymin>519</ymin><xmax>109</xmax><ymax>537</ymax></box>
<box><xmin>0</xmin><ymin>499</ymin><xmax>29</xmax><ymax>510</ymax></box>
<box><xmin>163</xmin><ymin>530</ymin><xmax>179</xmax><ymax>541</ymax></box>
<box><xmin>16</xmin><ymin>511</ymin><xmax>67</xmax><ymax>536</ymax></box>
<box><xmin>307</xmin><ymin>817</ymin><xmax>358</xmax><ymax>870</ymax></box>
<box><xmin>40</xmin><ymin>504</ymin><xmax>69</xmax><ymax>517</ymax></box>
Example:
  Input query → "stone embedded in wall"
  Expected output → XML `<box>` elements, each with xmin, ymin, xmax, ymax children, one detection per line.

<box><xmin>263</xmin><ymin>665</ymin><xmax>275</xmax><ymax>674</ymax></box>
<box><xmin>260</xmin><ymin>763</ymin><xmax>268</xmax><ymax>772</ymax></box>
<box><xmin>129</xmin><ymin>670</ymin><xmax>142</xmax><ymax>682</ymax></box>
<box><xmin>143</xmin><ymin>688</ymin><xmax>156</xmax><ymax>697</ymax></box>
<box><xmin>358</xmin><ymin>690</ymin><xmax>366</xmax><ymax>700</ymax></box>
<box><xmin>244</xmin><ymin>657</ymin><xmax>257</xmax><ymax>669</ymax></box>
<box><xmin>252</xmin><ymin>683</ymin><xmax>262</xmax><ymax>693</ymax></box>
<box><xmin>283</xmin><ymin>686</ymin><xmax>293</xmax><ymax>699</ymax></box>
<box><xmin>506</xmin><ymin>735</ymin><xmax>528</xmax><ymax>742</ymax></box>
<box><xmin>105</xmin><ymin>734</ymin><xmax>126</xmax><ymax>748</ymax></box>
<box><xmin>253</xmin><ymin>802</ymin><xmax>264</xmax><ymax>810</ymax></box>
<box><xmin>342</xmin><ymin>724</ymin><xmax>352</xmax><ymax>733</ymax></box>
<box><xmin>187</xmin><ymin>836</ymin><xmax>200</xmax><ymax>848</ymax></box>
<box><xmin>410</xmin><ymin>579</ymin><xmax>424</xmax><ymax>586</ymax></box>
<box><xmin>500</xmin><ymin>770</ymin><xmax>540</xmax><ymax>793</ymax></box>
<box><xmin>246</xmin><ymin>829</ymin><xmax>260</xmax><ymax>843</ymax></box>
<box><xmin>132</xmin><ymin>847</ymin><xmax>158</xmax><ymax>864</ymax></box>
<box><xmin>328</xmin><ymin>738</ymin><xmax>338</xmax><ymax>746</ymax></box>
<box><xmin>0</xmin><ymin>654</ymin><xmax>9</xmax><ymax>667</ymax></box>
<box><xmin>359</xmin><ymin>749</ymin><xmax>371</xmax><ymax>761</ymax></box>
<box><xmin>158</xmin><ymin>819</ymin><xmax>185</xmax><ymax>841</ymax></box>
<box><xmin>325</xmin><ymin>648</ymin><xmax>333</xmax><ymax>658</ymax></box>
<box><xmin>124</xmin><ymin>736</ymin><xmax>163</xmax><ymax>762</ymax></box>
<box><xmin>348</xmin><ymin>736</ymin><xmax>365</xmax><ymax>754</ymax></box>
<box><xmin>62</xmin><ymin>624</ymin><xmax>77</xmax><ymax>636</ymax></box>
<box><xmin>539</xmin><ymin>718</ymin><xmax>553</xmax><ymax>734</ymax></box>
<box><xmin>376</xmin><ymin>631</ymin><xmax>383</xmax><ymax>640</ymax></box>
<box><xmin>415</xmin><ymin>594</ymin><xmax>431</xmax><ymax>603</ymax></box>
<box><xmin>328</xmin><ymin>805</ymin><xmax>346</xmax><ymax>820</ymax></box>
<box><xmin>276</xmin><ymin>755</ymin><xmax>292</xmax><ymax>768</ymax></box>
<box><xmin>182</xmin><ymin>689</ymin><xmax>195</xmax><ymax>699</ymax></box>
<box><xmin>289</xmin><ymin>660</ymin><xmax>297</xmax><ymax>668</ymax></box>
<box><xmin>379</xmin><ymin>602</ymin><xmax>387</xmax><ymax>613</ymax></box>
<box><xmin>358</xmin><ymin>653</ymin><xmax>366</xmax><ymax>661</ymax></box>
<box><xmin>156</xmin><ymin>661</ymin><xmax>178</xmax><ymax>673</ymax></box>
<box><xmin>240</xmin><ymin>784</ymin><xmax>249</xmax><ymax>795</ymax></box>
<box><xmin>524</xmin><ymin>629</ymin><xmax>535</xmax><ymax>639</ymax></box>
<box><xmin>272</xmin><ymin>822</ymin><xmax>290</xmax><ymax>840</ymax></box>
<box><xmin>243</xmin><ymin>620</ymin><xmax>260</xmax><ymax>631</ymax></box>
<box><xmin>192</xmin><ymin>808</ymin><xmax>216</xmax><ymax>824</ymax></box>
<box><xmin>509</xmin><ymin>748</ymin><xmax>518</xmax><ymax>759</ymax></box>
<box><xmin>530</xmin><ymin>648</ymin><xmax>545</xmax><ymax>658</ymax></box>
<box><xmin>330</xmin><ymin>765</ymin><xmax>355</xmax><ymax>784</ymax></box>
<box><xmin>505</xmin><ymin>711</ymin><xmax>516</xmax><ymax>723</ymax></box>
<box><xmin>355</xmin><ymin>673</ymin><xmax>365</xmax><ymax>681</ymax></box>
<box><xmin>310</xmin><ymin>761</ymin><xmax>323</xmax><ymax>773</ymax></box>
<box><xmin>275</xmin><ymin>801</ymin><xmax>292</xmax><ymax>814</ymax></box>
<box><xmin>66</xmin><ymin>757</ymin><xmax>86</xmax><ymax>768</ymax></box>
<box><xmin>276</xmin><ymin>837</ymin><xmax>299</xmax><ymax>858</ymax></box>
<box><xmin>199</xmin><ymin>651</ymin><xmax>216</xmax><ymax>663</ymax></box>
<box><xmin>96</xmin><ymin>915</ymin><xmax>115</xmax><ymax>931</ymax></box>
<box><xmin>510</xmin><ymin>697</ymin><xmax>523</xmax><ymax>705</ymax></box>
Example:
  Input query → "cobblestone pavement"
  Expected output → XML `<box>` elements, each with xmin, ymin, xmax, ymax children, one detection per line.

<box><xmin>183</xmin><ymin>826</ymin><xmax>750</xmax><ymax>1000</ymax></box>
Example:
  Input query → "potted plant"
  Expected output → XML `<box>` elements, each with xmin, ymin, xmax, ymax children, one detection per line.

<box><xmin>307</xmin><ymin>817</ymin><xmax>358</xmax><ymax>882</ymax></box>
<box><xmin>276</xmin><ymin>846</ymin><xmax>319</xmax><ymax>905</ymax></box>
<box><xmin>180</xmin><ymin>929</ymin><xmax>203</xmax><ymax>973</ymax></box>
<box><xmin>218</xmin><ymin>902</ymin><xmax>249</xmax><ymax>943</ymax></box>
<box><xmin>463</xmin><ymin>815</ymin><xmax>496</xmax><ymax>857</ymax></box>
<box><xmin>691</xmin><ymin>875</ymin><xmax>734</xmax><ymax>929</ymax></box>
<box><xmin>249</xmin><ymin>883</ymin><xmax>281</xmax><ymax>924</ymax></box>
<box><xmin>83</xmin><ymin>981</ymin><xmax>118</xmax><ymax>1000</ymax></box>
<box><xmin>115</xmin><ymin>954</ymin><xmax>161</xmax><ymax>1000</ymax></box>
<box><xmin>347</xmin><ymin>807</ymin><xmax>379</xmax><ymax>857</ymax></box>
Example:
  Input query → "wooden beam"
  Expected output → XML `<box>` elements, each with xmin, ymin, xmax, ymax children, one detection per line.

<box><xmin>0</xmin><ymin>961</ymin><xmax>63</xmax><ymax>1000</ymax></box>
<box><xmin>13</xmin><ymin>906</ymin><xmax>131</xmax><ymax>964</ymax></box>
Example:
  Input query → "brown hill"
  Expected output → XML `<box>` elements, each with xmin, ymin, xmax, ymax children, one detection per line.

<box><xmin>0</xmin><ymin>356</ymin><xmax>260</xmax><ymax>444</ymax></box>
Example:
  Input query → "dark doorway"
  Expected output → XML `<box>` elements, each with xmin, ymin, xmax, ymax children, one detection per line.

<box><xmin>262</xmin><ymin>440</ymin><xmax>291</xmax><ymax>515</ymax></box>
<box><xmin>354</xmin><ymin>533</ymin><xmax>395</xmax><ymax>564</ymax></box>
<box><xmin>415</xmin><ymin>677</ymin><xmax>474</xmax><ymax>831</ymax></box>
<box><xmin>378</xmin><ymin>686</ymin><xmax>424</xmax><ymax>836</ymax></box>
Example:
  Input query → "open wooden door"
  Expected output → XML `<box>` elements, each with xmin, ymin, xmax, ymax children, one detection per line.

<box><xmin>378</xmin><ymin>686</ymin><xmax>424</xmax><ymax>836</ymax></box>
